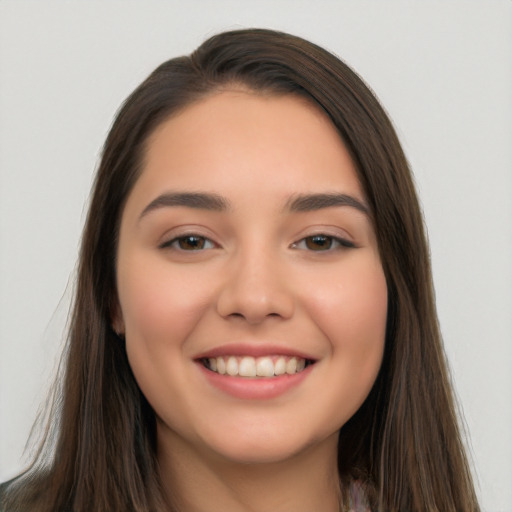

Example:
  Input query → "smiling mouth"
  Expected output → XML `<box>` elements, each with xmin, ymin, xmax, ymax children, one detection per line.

<box><xmin>200</xmin><ymin>355</ymin><xmax>315</xmax><ymax>378</ymax></box>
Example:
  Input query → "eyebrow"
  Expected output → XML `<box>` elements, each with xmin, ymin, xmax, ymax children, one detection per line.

<box><xmin>139</xmin><ymin>190</ymin><xmax>368</xmax><ymax>220</ymax></box>
<box><xmin>285</xmin><ymin>193</ymin><xmax>369</xmax><ymax>214</ymax></box>
<box><xmin>139</xmin><ymin>192</ymin><xmax>230</xmax><ymax>219</ymax></box>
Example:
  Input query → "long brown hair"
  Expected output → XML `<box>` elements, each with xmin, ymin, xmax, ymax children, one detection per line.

<box><xmin>2</xmin><ymin>28</ymin><xmax>479</xmax><ymax>511</ymax></box>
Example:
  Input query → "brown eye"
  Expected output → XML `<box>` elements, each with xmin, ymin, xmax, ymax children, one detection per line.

<box><xmin>305</xmin><ymin>235</ymin><xmax>334</xmax><ymax>251</ymax></box>
<box><xmin>161</xmin><ymin>235</ymin><xmax>215</xmax><ymax>251</ymax></box>
<box><xmin>178</xmin><ymin>236</ymin><xmax>207</xmax><ymax>250</ymax></box>
<box><xmin>292</xmin><ymin>234</ymin><xmax>355</xmax><ymax>252</ymax></box>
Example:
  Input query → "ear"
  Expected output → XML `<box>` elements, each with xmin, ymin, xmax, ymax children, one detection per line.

<box><xmin>110</xmin><ymin>300</ymin><xmax>125</xmax><ymax>337</ymax></box>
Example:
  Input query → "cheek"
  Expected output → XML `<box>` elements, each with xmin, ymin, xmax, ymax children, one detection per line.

<box><xmin>116</xmin><ymin>255</ymin><xmax>213</xmax><ymax>346</ymax></box>
<box><xmin>305</xmin><ymin>255</ymin><xmax>388</xmax><ymax>367</ymax></box>
<box><xmin>308</xmin><ymin>259</ymin><xmax>387</xmax><ymax>424</ymax></box>
<box><xmin>116</xmin><ymin>256</ymin><xmax>216</xmax><ymax>420</ymax></box>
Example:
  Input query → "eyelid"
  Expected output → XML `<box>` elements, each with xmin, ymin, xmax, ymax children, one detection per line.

<box><xmin>290</xmin><ymin>225</ymin><xmax>357</xmax><ymax>250</ymax></box>
<box><xmin>158</xmin><ymin>227</ymin><xmax>219</xmax><ymax>251</ymax></box>
<box><xmin>161</xmin><ymin>235</ymin><xmax>216</xmax><ymax>251</ymax></box>
<box><xmin>291</xmin><ymin>234</ymin><xmax>355</xmax><ymax>251</ymax></box>
<box><xmin>156</xmin><ymin>226</ymin><xmax>356</xmax><ymax>252</ymax></box>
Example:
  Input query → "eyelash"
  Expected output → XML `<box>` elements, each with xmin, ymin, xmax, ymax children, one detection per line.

<box><xmin>159</xmin><ymin>233</ymin><xmax>355</xmax><ymax>252</ymax></box>
<box><xmin>159</xmin><ymin>234</ymin><xmax>216</xmax><ymax>251</ymax></box>
<box><xmin>291</xmin><ymin>234</ymin><xmax>355</xmax><ymax>251</ymax></box>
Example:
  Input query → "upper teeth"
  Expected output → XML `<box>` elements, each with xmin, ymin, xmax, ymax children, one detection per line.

<box><xmin>206</xmin><ymin>356</ymin><xmax>307</xmax><ymax>377</ymax></box>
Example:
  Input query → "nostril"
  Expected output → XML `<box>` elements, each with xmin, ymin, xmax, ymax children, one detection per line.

<box><xmin>228</xmin><ymin>311</ymin><xmax>283</xmax><ymax>321</ymax></box>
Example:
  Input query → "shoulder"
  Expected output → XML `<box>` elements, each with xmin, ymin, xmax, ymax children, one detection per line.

<box><xmin>0</xmin><ymin>474</ymin><xmax>59</xmax><ymax>512</ymax></box>
<box><xmin>0</xmin><ymin>476</ymin><xmax>30</xmax><ymax>512</ymax></box>
<box><xmin>0</xmin><ymin>479</ymin><xmax>12</xmax><ymax>512</ymax></box>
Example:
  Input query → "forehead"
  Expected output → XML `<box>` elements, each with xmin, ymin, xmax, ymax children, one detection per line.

<box><xmin>131</xmin><ymin>90</ymin><xmax>364</xmax><ymax>209</ymax></box>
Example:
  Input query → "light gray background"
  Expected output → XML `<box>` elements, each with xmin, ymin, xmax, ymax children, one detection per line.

<box><xmin>1</xmin><ymin>2</ymin><xmax>511</xmax><ymax>511</ymax></box>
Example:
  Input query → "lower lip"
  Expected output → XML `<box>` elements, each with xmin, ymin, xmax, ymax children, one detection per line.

<box><xmin>197</xmin><ymin>363</ymin><xmax>313</xmax><ymax>400</ymax></box>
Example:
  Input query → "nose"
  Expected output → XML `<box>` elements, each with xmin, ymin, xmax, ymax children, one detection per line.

<box><xmin>216</xmin><ymin>249</ymin><xmax>295</xmax><ymax>325</ymax></box>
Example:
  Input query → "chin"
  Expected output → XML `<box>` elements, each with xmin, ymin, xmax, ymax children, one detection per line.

<box><xmin>217</xmin><ymin>444</ymin><xmax>301</xmax><ymax>465</ymax></box>
<box><xmin>201</xmin><ymin>425</ymin><xmax>337</xmax><ymax>466</ymax></box>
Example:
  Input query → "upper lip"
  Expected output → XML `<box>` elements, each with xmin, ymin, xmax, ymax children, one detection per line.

<box><xmin>193</xmin><ymin>343</ymin><xmax>317</xmax><ymax>361</ymax></box>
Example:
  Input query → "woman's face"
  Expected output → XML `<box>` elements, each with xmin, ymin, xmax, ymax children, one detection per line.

<box><xmin>114</xmin><ymin>90</ymin><xmax>387</xmax><ymax>465</ymax></box>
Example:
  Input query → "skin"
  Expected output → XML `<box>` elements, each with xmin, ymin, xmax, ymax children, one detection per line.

<box><xmin>114</xmin><ymin>90</ymin><xmax>388</xmax><ymax>512</ymax></box>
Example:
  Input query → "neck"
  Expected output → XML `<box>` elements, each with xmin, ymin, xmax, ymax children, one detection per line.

<box><xmin>157</xmin><ymin>426</ymin><xmax>341</xmax><ymax>512</ymax></box>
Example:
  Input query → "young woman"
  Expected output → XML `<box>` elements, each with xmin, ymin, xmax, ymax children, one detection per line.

<box><xmin>1</xmin><ymin>28</ymin><xmax>480</xmax><ymax>512</ymax></box>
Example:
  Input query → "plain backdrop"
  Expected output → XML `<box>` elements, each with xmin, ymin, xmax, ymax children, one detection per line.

<box><xmin>0</xmin><ymin>2</ymin><xmax>511</xmax><ymax>511</ymax></box>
